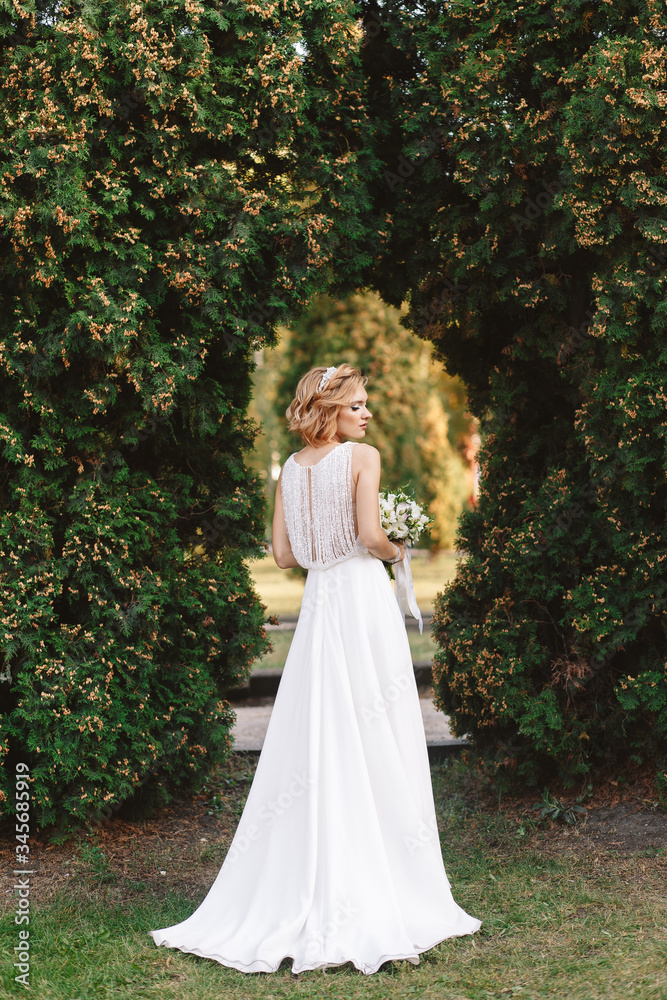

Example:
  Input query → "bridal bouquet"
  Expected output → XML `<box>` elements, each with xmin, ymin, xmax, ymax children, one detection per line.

<box><xmin>378</xmin><ymin>488</ymin><xmax>432</xmax><ymax>633</ymax></box>
<box><xmin>379</xmin><ymin>488</ymin><xmax>432</xmax><ymax>557</ymax></box>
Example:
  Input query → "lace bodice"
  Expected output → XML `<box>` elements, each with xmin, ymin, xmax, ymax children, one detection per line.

<box><xmin>279</xmin><ymin>441</ymin><xmax>369</xmax><ymax>570</ymax></box>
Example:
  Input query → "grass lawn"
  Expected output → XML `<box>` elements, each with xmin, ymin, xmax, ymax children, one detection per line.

<box><xmin>248</xmin><ymin>550</ymin><xmax>459</xmax><ymax>619</ymax></box>
<box><xmin>2</xmin><ymin>757</ymin><xmax>665</xmax><ymax>1000</ymax></box>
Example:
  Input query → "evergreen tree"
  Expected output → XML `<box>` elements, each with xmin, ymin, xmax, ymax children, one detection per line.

<box><xmin>0</xmin><ymin>0</ymin><xmax>375</xmax><ymax>828</ymax></box>
<box><xmin>359</xmin><ymin>0</ymin><xmax>667</xmax><ymax>785</ymax></box>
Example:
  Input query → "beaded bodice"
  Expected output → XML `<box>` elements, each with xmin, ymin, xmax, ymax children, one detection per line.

<box><xmin>279</xmin><ymin>441</ymin><xmax>369</xmax><ymax>570</ymax></box>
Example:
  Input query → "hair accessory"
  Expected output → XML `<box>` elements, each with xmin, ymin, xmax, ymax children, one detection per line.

<box><xmin>318</xmin><ymin>366</ymin><xmax>338</xmax><ymax>392</ymax></box>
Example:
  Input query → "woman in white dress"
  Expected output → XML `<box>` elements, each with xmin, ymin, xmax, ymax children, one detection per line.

<box><xmin>150</xmin><ymin>362</ymin><xmax>481</xmax><ymax>974</ymax></box>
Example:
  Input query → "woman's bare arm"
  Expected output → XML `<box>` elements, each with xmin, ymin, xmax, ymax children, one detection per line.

<box><xmin>271</xmin><ymin>469</ymin><xmax>301</xmax><ymax>569</ymax></box>
<box><xmin>354</xmin><ymin>444</ymin><xmax>405</xmax><ymax>562</ymax></box>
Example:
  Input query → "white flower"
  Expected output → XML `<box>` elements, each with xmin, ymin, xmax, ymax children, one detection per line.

<box><xmin>379</xmin><ymin>488</ymin><xmax>431</xmax><ymax>546</ymax></box>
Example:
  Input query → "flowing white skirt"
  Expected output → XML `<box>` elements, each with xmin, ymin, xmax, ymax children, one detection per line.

<box><xmin>149</xmin><ymin>551</ymin><xmax>481</xmax><ymax>974</ymax></box>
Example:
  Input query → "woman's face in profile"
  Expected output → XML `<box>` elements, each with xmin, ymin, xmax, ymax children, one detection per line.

<box><xmin>335</xmin><ymin>387</ymin><xmax>372</xmax><ymax>440</ymax></box>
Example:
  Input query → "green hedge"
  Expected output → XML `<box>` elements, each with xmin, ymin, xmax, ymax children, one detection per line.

<box><xmin>0</xmin><ymin>0</ymin><xmax>374</xmax><ymax>829</ymax></box>
<box><xmin>358</xmin><ymin>0</ymin><xmax>667</xmax><ymax>785</ymax></box>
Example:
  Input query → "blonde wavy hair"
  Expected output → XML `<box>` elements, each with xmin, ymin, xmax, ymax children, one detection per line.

<box><xmin>286</xmin><ymin>363</ymin><xmax>368</xmax><ymax>447</ymax></box>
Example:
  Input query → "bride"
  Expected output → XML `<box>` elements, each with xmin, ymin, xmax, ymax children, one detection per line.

<box><xmin>150</xmin><ymin>362</ymin><xmax>481</xmax><ymax>974</ymax></box>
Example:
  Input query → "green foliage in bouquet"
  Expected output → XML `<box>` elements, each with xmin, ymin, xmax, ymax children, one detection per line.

<box><xmin>357</xmin><ymin>0</ymin><xmax>667</xmax><ymax>785</ymax></box>
<box><xmin>0</xmin><ymin>0</ymin><xmax>377</xmax><ymax>829</ymax></box>
<box><xmin>379</xmin><ymin>486</ymin><xmax>432</xmax><ymax>545</ymax></box>
<box><xmin>379</xmin><ymin>485</ymin><xmax>432</xmax><ymax>580</ymax></box>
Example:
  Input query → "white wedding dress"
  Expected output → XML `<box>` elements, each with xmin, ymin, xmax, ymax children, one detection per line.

<box><xmin>150</xmin><ymin>440</ymin><xmax>481</xmax><ymax>974</ymax></box>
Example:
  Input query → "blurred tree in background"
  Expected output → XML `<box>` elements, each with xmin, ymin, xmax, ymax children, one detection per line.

<box><xmin>260</xmin><ymin>290</ymin><xmax>476</xmax><ymax>550</ymax></box>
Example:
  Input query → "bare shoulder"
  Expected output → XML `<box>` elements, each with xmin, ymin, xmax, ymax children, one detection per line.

<box><xmin>351</xmin><ymin>442</ymin><xmax>381</xmax><ymax>470</ymax></box>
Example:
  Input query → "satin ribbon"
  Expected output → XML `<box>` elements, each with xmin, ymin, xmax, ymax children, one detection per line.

<box><xmin>393</xmin><ymin>543</ymin><xmax>423</xmax><ymax>634</ymax></box>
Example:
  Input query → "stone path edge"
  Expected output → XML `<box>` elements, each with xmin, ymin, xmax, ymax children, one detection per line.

<box><xmin>228</xmin><ymin>661</ymin><xmax>436</xmax><ymax>701</ymax></box>
<box><xmin>231</xmin><ymin>742</ymin><xmax>468</xmax><ymax>765</ymax></box>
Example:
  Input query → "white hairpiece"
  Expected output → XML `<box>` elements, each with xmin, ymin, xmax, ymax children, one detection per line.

<box><xmin>318</xmin><ymin>366</ymin><xmax>338</xmax><ymax>392</ymax></box>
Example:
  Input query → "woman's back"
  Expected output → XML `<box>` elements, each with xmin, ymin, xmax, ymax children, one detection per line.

<box><xmin>150</xmin><ymin>363</ymin><xmax>481</xmax><ymax>975</ymax></box>
<box><xmin>280</xmin><ymin>441</ymin><xmax>368</xmax><ymax>570</ymax></box>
